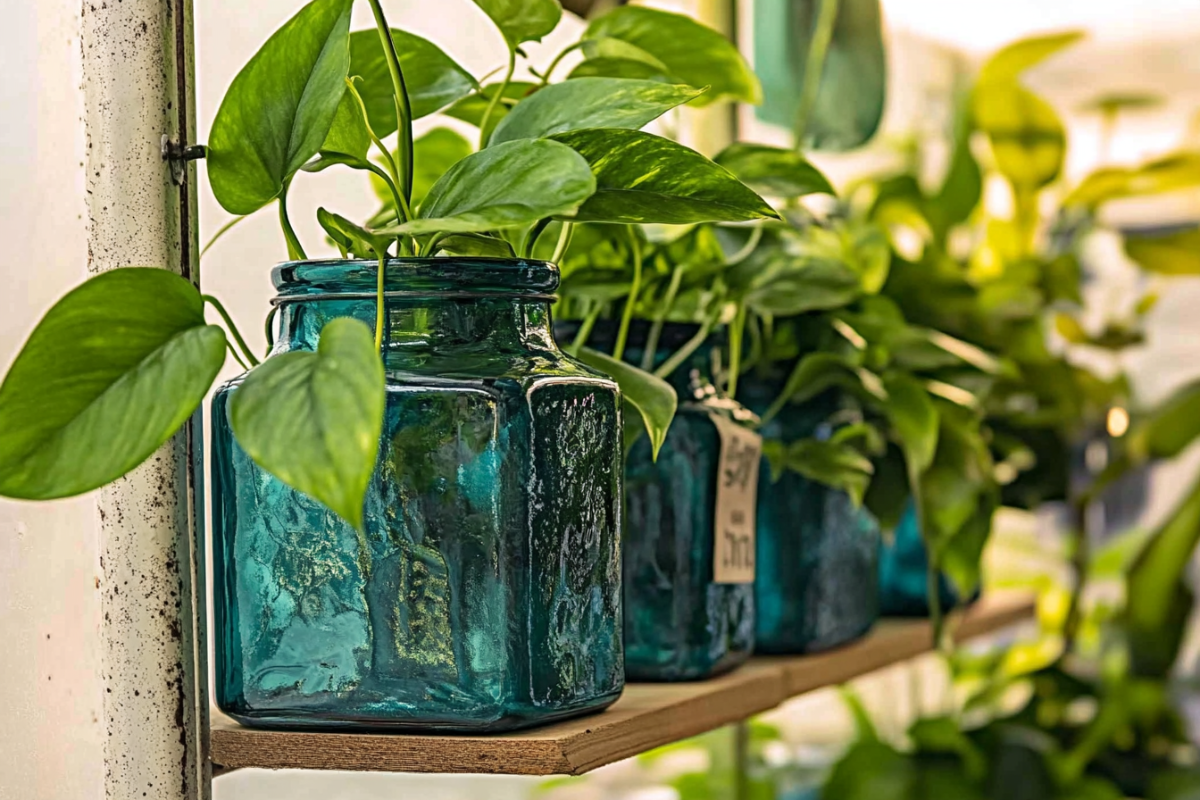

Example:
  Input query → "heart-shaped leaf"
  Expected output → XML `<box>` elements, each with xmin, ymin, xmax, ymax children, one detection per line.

<box><xmin>576</xmin><ymin>347</ymin><xmax>677</xmax><ymax>459</ymax></box>
<box><xmin>568</xmin><ymin>58</ymin><xmax>674</xmax><ymax>83</ymax></box>
<box><xmin>207</xmin><ymin>0</ymin><xmax>353</xmax><ymax>215</ymax></box>
<box><xmin>973</xmin><ymin>32</ymin><xmax>1082</xmax><ymax>190</ymax></box>
<box><xmin>775</xmin><ymin>438</ymin><xmax>875</xmax><ymax>505</ymax></box>
<box><xmin>489</xmin><ymin>78</ymin><xmax>705</xmax><ymax>145</ymax></box>
<box><xmin>472</xmin><ymin>0</ymin><xmax>562</xmax><ymax>47</ymax></box>
<box><xmin>348</xmin><ymin>28</ymin><xmax>477</xmax><ymax>137</ymax></box>
<box><xmin>884</xmin><ymin>373</ymin><xmax>939</xmax><ymax>474</ymax></box>
<box><xmin>585</xmin><ymin>6</ymin><xmax>760</xmax><ymax>106</ymax></box>
<box><xmin>714</xmin><ymin>143</ymin><xmax>835</xmax><ymax>198</ymax></box>
<box><xmin>551</xmin><ymin>129</ymin><xmax>778</xmax><ymax>225</ymax></box>
<box><xmin>229</xmin><ymin>317</ymin><xmax>385</xmax><ymax>531</ymax></box>
<box><xmin>0</xmin><ymin>269</ymin><xmax>227</xmax><ymax>499</ymax></box>
<box><xmin>384</xmin><ymin>138</ymin><xmax>596</xmax><ymax>236</ymax></box>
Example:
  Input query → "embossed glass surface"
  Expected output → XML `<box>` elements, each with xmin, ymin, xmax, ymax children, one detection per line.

<box><xmin>561</xmin><ymin>322</ymin><xmax>755</xmax><ymax>681</ymax></box>
<box><xmin>878</xmin><ymin>504</ymin><xmax>968</xmax><ymax>616</ymax></box>
<box><xmin>740</xmin><ymin>376</ymin><xmax>880</xmax><ymax>654</ymax></box>
<box><xmin>212</xmin><ymin>258</ymin><xmax>624</xmax><ymax>732</ymax></box>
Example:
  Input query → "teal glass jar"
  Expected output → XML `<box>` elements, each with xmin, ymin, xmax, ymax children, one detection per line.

<box><xmin>560</xmin><ymin>322</ymin><xmax>757</xmax><ymax>681</ymax></box>
<box><xmin>211</xmin><ymin>258</ymin><xmax>624</xmax><ymax>731</ymax></box>
<box><xmin>739</xmin><ymin>377</ymin><xmax>880</xmax><ymax>654</ymax></box>
<box><xmin>878</xmin><ymin>504</ymin><xmax>964</xmax><ymax>616</ymax></box>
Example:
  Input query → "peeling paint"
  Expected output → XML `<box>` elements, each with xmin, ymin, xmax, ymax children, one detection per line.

<box><xmin>80</xmin><ymin>0</ymin><xmax>208</xmax><ymax>798</ymax></box>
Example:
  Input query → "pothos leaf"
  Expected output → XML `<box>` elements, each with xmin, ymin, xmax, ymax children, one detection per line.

<box><xmin>551</xmin><ymin>128</ymin><xmax>778</xmax><ymax>225</ymax></box>
<box><xmin>0</xmin><ymin>269</ymin><xmax>227</xmax><ymax>499</ymax></box>
<box><xmin>714</xmin><ymin>143</ymin><xmax>836</xmax><ymax>199</ymax></box>
<box><xmin>585</xmin><ymin>5</ymin><xmax>761</xmax><ymax>106</ymax></box>
<box><xmin>229</xmin><ymin>318</ymin><xmax>385</xmax><ymax>531</ymax></box>
<box><xmin>207</xmin><ymin>0</ymin><xmax>353</xmax><ymax>215</ymax></box>
<box><xmin>471</xmin><ymin>0</ymin><xmax>562</xmax><ymax>47</ymax></box>
<box><xmin>383</xmin><ymin>138</ymin><xmax>596</xmax><ymax>236</ymax></box>
<box><xmin>347</xmin><ymin>28</ymin><xmax>478</xmax><ymax>137</ymax></box>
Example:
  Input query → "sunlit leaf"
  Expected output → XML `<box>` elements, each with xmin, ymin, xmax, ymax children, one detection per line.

<box><xmin>552</xmin><ymin>129</ymin><xmax>778</xmax><ymax>225</ymax></box>
<box><xmin>585</xmin><ymin>5</ymin><xmax>760</xmax><ymax>106</ymax></box>
<box><xmin>490</xmin><ymin>78</ymin><xmax>704</xmax><ymax>145</ymax></box>
<box><xmin>348</xmin><ymin>28</ymin><xmax>478</xmax><ymax>137</ymax></box>
<box><xmin>0</xmin><ymin>269</ymin><xmax>226</xmax><ymax>499</ymax></box>
<box><xmin>385</xmin><ymin>138</ymin><xmax>596</xmax><ymax>235</ymax></box>
<box><xmin>1125</xmin><ymin>227</ymin><xmax>1200</xmax><ymax>275</ymax></box>
<box><xmin>207</xmin><ymin>0</ymin><xmax>353</xmax><ymax>214</ymax></box>
<box><xmin>229</xmin><ymin>318</ymin><xmax>385</xmax><ymax>531</ymax></box>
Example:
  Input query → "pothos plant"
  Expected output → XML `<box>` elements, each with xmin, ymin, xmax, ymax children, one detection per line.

<box><xmin>0</xmin><ymin>0</ymin><xmax>781</xmax><ymax>525</ymax></box>
<box><xmin>817</xmin><ymin>31</ymin><xmax>1200</xmax><ymax>800</ymax></box>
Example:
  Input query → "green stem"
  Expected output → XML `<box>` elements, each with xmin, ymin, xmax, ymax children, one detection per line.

<box><xmin>523</xmin><ymin>218</ymin><xmax>554</xmax><ymax>259</ymax></box>
<box><xmin>642</xmin><ymin>265</ymin><xmax>684</xmax><ymax>371</ymax></box>
<box><xmin>374</xmin><ymin>253</ymin><xmax>386</xmax><ymax>352</ymax></box>
<box><xmin>278</xmin><ymin>181</ymin><xmax>306</xmax><ymax>261</ymax></box>
<box><xmin>264</xmin><ymin>306</ymin><xmax>278</xmax><ymax>356</ymax></box>
<box><xmin>907</xmin><ymin>464</ymin><xmax>944</xmax><ymax>648</ymax></box>
<box><xmin>727</xmin><ymin>303</ymin><xmax>747</xmax><ymax>400</ymax></box>
<box><xmin>201</xmin><ymin>215</ymin><xmax>248</xmax><ymax>259</ymax></box>
<box><xmin>345</xmin><ymin>78</ymin><xmax>412</xmax><ymax>223</ymax></box>
<box><xmin>612</xmin><ymin>228</ymin><xmax>643</xmax><ymax>362</ymax></box>
<box><xmin>795</xmin><ymin>0</ymin><xmax>840</xmax><ymax>143</ymax></box>
<box><xmin>225</xmin><ymin>340</ymin><xmax>249</xmax><ymax>371</ymax></box>
<box><xmin>654</xmin><ymin>314</ymin><xmax>716</xmax><ymax>381</ymax></box>
<box><xmin>569</xmin><ymin>304</ymin><xmax>602</xmax><ymax>357</ymax></box>
<box><xmin>366</xmin><ymin>0</ymin><xmax>414</xmax><ymax>203</ymax></box>
<box><xmin>551</xmin><ymin>222</ymin><xmax>574</xmax><ymax>264</ymax></box>
<box><xmin>479</xmin><ymin>47</ymin><xmax>517</xmax><ymax>149</ymax></box>
<box><xmin>203</xmin><ymin>295</ymin><xmax>260</xmax><ymax>368</ymax></box>
<box><xmin>725</xmin><ymin>225</ymin><xmax>764</xmax><ymax>267</ymax></box>
<box><xmin>540</xmin><ymin>41</ymin><xmax>584</xmax><ymax>86</ymax></box>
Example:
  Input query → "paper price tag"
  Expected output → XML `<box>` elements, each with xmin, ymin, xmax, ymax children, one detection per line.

<box><xmin>711</xmin><ymin>413</ymin><xmax>761</xmax><ymax>584</ymax></box>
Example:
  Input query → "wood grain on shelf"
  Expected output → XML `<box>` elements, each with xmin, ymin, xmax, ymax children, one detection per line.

<box><xmin>211</xmin><ymin>591</ymin><xmax>1034</xmax><ymax>777</ymax></box>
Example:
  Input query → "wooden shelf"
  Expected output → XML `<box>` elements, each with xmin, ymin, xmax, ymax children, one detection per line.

<box><xmin>211</xmin><ymin>591</ymin><xmax>1034</xmax><ymax>777</ymax></box>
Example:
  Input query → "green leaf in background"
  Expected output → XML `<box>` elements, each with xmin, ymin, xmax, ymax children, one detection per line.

<box><xmin>579</xmin><ymin>37</ymin><xmax>672</xmax><ymax>74</ymax></box>
<box><xmin>229</xmin><ymin>318</ymin><xmax>385</xmax><ymax>531</ymax></box>
<box><xmin>774</xmin><ymin>438</ymin><xmax>875</xmax><ymax>505</ymax></box>
<box><xmin>207</xmin><ymin>0</ymin><xmax>353</xmax><ymax>215</ymax></box>
<box><xmin>471</xmin><ymin>0</ymin><xmax>562</xmax><ymax>47</ymax></box>
<box><xmin>576</xmin><ymin>347</ymin><xmax>678</xmax><ymax>459</ymax></box>
<box><xmin>1131</xmin><ymin>378</ymin><xmax>1200</xmax><ymax>461</ymax></box>
<box><xmin>1066</xmin><ymin>153</ymin><xmax>1200</xmax><ymax>209</ymax></box>
<box><xmin>444</xmin><ymin>81</ymin><xmax>537</xmax><ymax>142</ymax></box>
<box><xmin>714</xmin><ymin>143</ymin><xmax>835</xmax><ymax>199</ymax></box>
<box><xmin>384</xmin><ymin>138</ymin><xmax>596</xmax><ymax>235</ymax></box>
<box><xmin>585</xmin><ymin>6</ymin><xmax>761</xmax><ymax>106</ymax></box>
<box><xmin>753</xmin><ymin>0</ymin><xmax>886</xmax><ymax>151</ymax></box>
<box><xmin>0</xmin><ymin>269</ymin><xmax>226</xmax><ymax>499</ymax></box>
<box><xmin>568</xmin><ymin>58</ymin><xmax>674</xmax><ymax>83</ymax></box>
<box><xmin>489</xmin><ymin>78</ymin><xmax>704</xmax><ymax>145</ymax></box>
<box><xmin>744</xmin><ymin>256</ymin><xmax>863</xmax><ymax>316</ymax></box>
<box><xmin>973</xmin><ymin>32</ymin><xmax>1082</xmax><ymax>190</ymax></box>
<box><xmin>927</xmin><ymin>96</ymin><xmax>983</xmax><ymax>239</ymax></box>
<box><xmin>1124</xmin><ymin>227</ymin><xmax>1200</xmax><ymax>275</ymax></box>
<box><xmin>823</xmin><ymin>740</ymin><xmax>915</xmax><ymax>800</ymax></box>
<box><xmin>1126</xmin><ymin>473</ymin><xmax>1200</xmax><ymax>679</ymax></box>
<box><xmin>320</xmin><ymin>89</ymin><xmax>371</xmax><ymax>159</ymax></box>
<box><xmin>979</xmin><ymin>31</ymin><xmax>1085</xmax><ymax>84</ymax></box>
<box><xmin>921</xmin><ymin>410</ymin><xmax>996</xmax><ymax>597</ymax></box>
<box><xmin>348</xmin><ymin>28</ymin><xmax>478</xmax><ymax>138</ymax></box>
<box><xmin>884</xmin><ymin>373</ymin><xmax>939</xmax><ymax>473</ymax></box>
<box><xmin>551</xmin><ymin>129</ymin><xmax>778</xmax><ymax>224</ymax></box>
<box><xmin>409</xmin><ymin>127</ymin><xmax>475</xmax><ymax>208</ymax></box>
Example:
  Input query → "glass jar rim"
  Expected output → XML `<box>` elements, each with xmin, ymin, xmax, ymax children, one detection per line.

<box><xmin>272</xmin><ymin>257</ymin><xmax>559</xmax><ymax>300</ymax></box>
